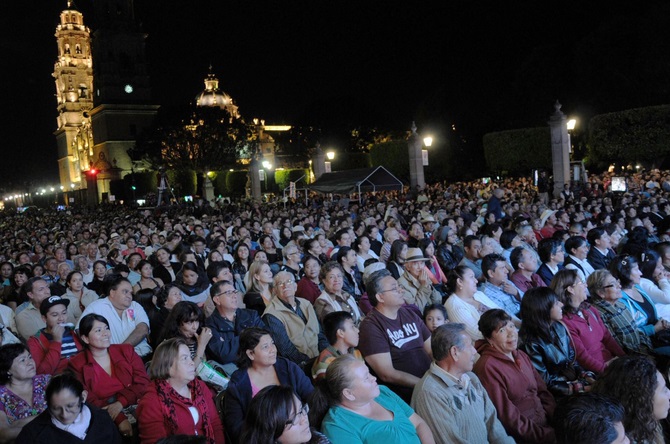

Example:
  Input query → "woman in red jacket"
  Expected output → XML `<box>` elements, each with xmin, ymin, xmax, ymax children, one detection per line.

<box><xmin>473</xmin><ymin>309</ymin><xmax>556</xmax><ymax>443</ymax></box>
<box><xmin>137</xmin><ymin>337</ymin><xmax>225</xmax><ymax>444</ymax></box>
<box><xmin>68</xmin><ymin>313</ymin><xmax>149</xmax><ymax>440</ymax></box>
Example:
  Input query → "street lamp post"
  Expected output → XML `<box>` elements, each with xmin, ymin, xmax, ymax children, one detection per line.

<box><xmin>325</xmin><ymin>151</ymin><xmax>334</xmax><ymax>173</ymax></box>
<box><xmin>408</xmin><ymin>122</ymin><xmax>431</xmax><ymax>191</ymax></box>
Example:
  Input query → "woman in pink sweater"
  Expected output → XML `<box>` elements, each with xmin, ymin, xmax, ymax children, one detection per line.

<box><xmin>550</xmin><ymin>269</ymin><xmax>624</xmax><ymax>374</ymax></box>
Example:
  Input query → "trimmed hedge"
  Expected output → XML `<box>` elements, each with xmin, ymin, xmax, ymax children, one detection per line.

<box><xmin>483</xmin><ymin>127</ymin><xmax>551</xmax><ymax>175</ymax></box>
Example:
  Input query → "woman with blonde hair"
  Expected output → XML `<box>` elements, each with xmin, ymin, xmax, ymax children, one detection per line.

<box><xmin>243</xmin><ymin>261</ymin><xmax>274</xmax><ymax>316</ymax></box>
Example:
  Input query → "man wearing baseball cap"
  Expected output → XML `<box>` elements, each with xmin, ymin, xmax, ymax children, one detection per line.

<box><xmin>28</xmin><ymin>295</ymin><xmax>83</xmax><ymax>374</ymax></box>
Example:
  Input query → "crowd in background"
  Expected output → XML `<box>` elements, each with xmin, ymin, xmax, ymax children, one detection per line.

<box><xmin>1</xmin><ymin>167</ymin><xmax>670</xmax><ymax>443</ymax></box>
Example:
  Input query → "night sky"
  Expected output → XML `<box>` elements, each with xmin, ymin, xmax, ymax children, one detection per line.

<box><xmin>1</xmin><ymin>0</ymin><xmax>668</xmax><ymax>188</ymax></box>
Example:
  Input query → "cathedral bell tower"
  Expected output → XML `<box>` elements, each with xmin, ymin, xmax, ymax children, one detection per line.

<box><xmin>53</xmin><ymin>1</ymin><xmax>94</xmax><ymax>190</ymax></box>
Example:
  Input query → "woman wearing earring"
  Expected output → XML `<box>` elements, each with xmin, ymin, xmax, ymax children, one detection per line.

<box><xmin>473</xmin><ymin>309</ymin><xmax>556</xmax><ymax>443</ymax></box>
<box><xmin>224</xmin><ymin>327</ymin><xmax>313</xmax><ymax>444</ymax></box>
<box><xmin>444</xmin><ymin>266</ymin><xmax>501</xmax><ymax>341</ymax></box>
<box><xmin>550</xmin><ymin>269</ymin><xmax>624</xmax><ymax>374</ymax></box>
<box><xmin>0</xmin><ymin>344</ymin><xmax>51</xmax><ymax>442</ymax></box>
<box><xmin>243</xmin><ymin>261</ymin><xmax>274</xmax><ymax>317</ymax></box>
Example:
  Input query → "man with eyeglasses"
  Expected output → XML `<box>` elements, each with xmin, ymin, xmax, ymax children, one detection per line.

<box><xmin>205</xmin><ymin>280</ymin><xmax>265</xmax><ymax>374</ymax></box>
<box><xmin>263</xmin><ymin>271</ymin><xmax>328</xmax><ymax>370</ymax></box>
<box><xmin>358</xmin><ymin>269</ymin><xmax>432</xmax><ymax>403</ymax></box>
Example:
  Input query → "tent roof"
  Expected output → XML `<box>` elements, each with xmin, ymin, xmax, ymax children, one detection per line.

<box><xmin>307</xmin><ymin>166</ymin><xmax>404</xmax><ymax>194</ymax></box>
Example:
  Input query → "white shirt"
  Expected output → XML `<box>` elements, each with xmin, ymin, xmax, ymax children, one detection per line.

<box><xmin>78</xmin><ymin>298</ymin><xmax>152</xmax><ymax>356</ymax></box>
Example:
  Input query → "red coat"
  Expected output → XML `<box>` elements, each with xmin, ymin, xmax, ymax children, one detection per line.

<box><xmin>473</xmin><ymin>340</ymin><xmax>556</xmax><ymax>444</ymax></box>
<box><xmin>137</xmin><ymin>378</ymin><xmax>225</xmax><ymax>444</ymax></box>
<box><xmin>28</xmin><ymin>329</ymin><xmax>84</xmax><ymax>375</ymax></box>
<box><xmin>68</xmin><ymin>344</ymin><xmax>150</xmax><ymax>425</ymax></box>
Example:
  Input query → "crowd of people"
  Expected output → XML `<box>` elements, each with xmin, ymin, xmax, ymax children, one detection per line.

<box><xmin>0</xmin><ymin>167</ymin><xmax>670</xmax><ymax>443</ymax></box>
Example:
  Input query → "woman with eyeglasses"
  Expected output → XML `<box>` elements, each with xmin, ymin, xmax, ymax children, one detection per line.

<box><xmin>550</xmin><ymin>269</ymin><xmax>624</xmax><ymax>374</ymax></box>
<box><xmin>16</xmin><ymin>373</ymin><xmax>120</xmax><ymax>444</ymax></box>
<box><xmin>587</xmin><ymin>269</ymin><xmax>653</xmax><ymax>355</ymax></box>
<box><xmin>205</xmin><ymin>280</ymin><xmax>265</xmax><ymax>373</ymax></box>
<box><xmin>137</xmin><ymin>338</ymin><xmax>225</xmax><ymax>444</ymax></box>
<box><xmin>609</xmin><ymin>254</ymin><xmax>670</xmax><ymax>354</ymax></box>
<box><xmin>310</xmin><ymin>354</ymin><xmax>434</xmax><ymax>444</ymax></box>
<box><xmin>241</xmin><ymin>385</ymin><xmax>330</xmax><ymax>444</ymax></box>
<box><xmin>224</xmin><ymin>327</ymin><xmax>314</xmax><ymax>444</ymax></box>
<box><xmin>314</xmin><ymin>262</ymin><xmax>363</xmax><ymax>326</ymax></box>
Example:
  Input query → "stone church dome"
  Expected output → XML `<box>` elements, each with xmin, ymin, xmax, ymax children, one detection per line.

<box><xmin>195</xmin><ymin>68</ymin><xmax>234</xmax><ymax>109</ymax></box>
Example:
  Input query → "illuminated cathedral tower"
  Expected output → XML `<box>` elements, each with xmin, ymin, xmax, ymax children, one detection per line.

<box><xmin>53</xmin><ymin>1</ymin><xmax>94</xmax><ymax>190</ymax></box>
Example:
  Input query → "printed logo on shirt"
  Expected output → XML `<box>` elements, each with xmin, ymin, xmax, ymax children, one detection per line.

<box><xmin>386</xmin><ymin>322</ymin><xmax>420</xmax><ymax>348</ymax></box>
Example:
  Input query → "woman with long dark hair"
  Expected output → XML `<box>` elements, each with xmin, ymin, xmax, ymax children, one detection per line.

<box><xmin>68</xmin><ymin>314</ymin><xmax>149</xmax><ymax>439</ymax></box>
<box><xmin>240</xmin><ymin>385</ymin><xmax>329</xmax><ymax>444</ymax></box>
<box><xmin>224</xmin><ymin>327</ymin><xmax>313</xmax><ymax>444</ymax></box>
<box><xmin>386</xmin><ymin>240</ymin><xmax>408</xmax><ymax>280</ymax></box>
<box><xmin>158</xmin><ymin>301</ymin><xmax>212</xmax><ymax>369</ymax></box>
<box><xmin>550</xmin><ymin>268</ymin><xmax>624</xmax><ymax>374</ymax></box>
<box><xmin>519</xmin><ymin>287</ymin><xmax>595</xmax><ymax>397</ymax></box>
<box><xmin>610</xmin><ymin>254</ymin><xmax>670</xmax><ymax>354</ymax></box>
<box><xmin>592</xmin><ymin>355</ymin><xmax>670</xmax><ymax>444</ymax></box>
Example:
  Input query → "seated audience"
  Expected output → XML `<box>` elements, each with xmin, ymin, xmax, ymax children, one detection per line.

<box><xmin>444</xmin><ymin>265</ymin><xmax>501</xmax><ymax>341</ymax></box>
<box><xmin>62</xmin><ymin>271</ymin><xmax>99</xmax><ymax>323</ymax></box>
<box><xmin>149</xmin><ymin>283</ymin><xmax>183</xmax><ymax>347</ymax></box>
<box><xmin>295</xmin><ymin>255</ymin><xmax>323</xmax><ymax>304</ymax></box>
<box><xmin>310</xmin><ymin>354</ymin><xmax>435</xmax><ymax>443</ymax></box>
<box><xmin>552</xmin><ymin>392</ymin><xmax>627</xmax><ymax>444</ymax></box>
<box><xmin>550</xmin><ymin>269</ymin><xmax>624</xmax><ymax>374</ymax></box>
<box><xmin>312</xmin><ymin>311</ymin><xmax>363</xmax><ymax>380</ymax></box>
<box><xmin>358</xmin><ymin>269</ymin><xmax>432</xmax><ymax>402</ymax></box>
<box><xmin>563</xmin><ymin>236</ymin><xmax>596</xmax><ymax>284</ymax></box>
<box><xmin>411</xmin><ymin>323</ymin><xmax>514</xmax><ymax>443</ymax></box>
<box><xmin>69</xmin><ymin>313</ymin><xmax>149</xmax><ymax>439</ymax></box>
<box><xmin>473</xmin><ymin>309</ymin><xmax>556</xmax><ymax>443</ymax></box>
<box><xmin>205</xmin><ymin>280</ymin><xmax>265</xmax><ymax>373</ymax></box>
<box><xmin>0</xmin><ymin>344</ymin><xmax>50</xmax><ymax>442</ymax></box>
<box><xmin>137</xmin><ymin>338</ymin><xmax>225</xmax><ymax>443</ymax></box>
<box><xmin>588</xmin><ymin>269</ymin><xmax>653</xmax><ymax>354</ymax></box>
<box><xmin>17</xmin><ymin>277</ymin><xmax>74</xmax><ymax>342</ymax></box>
<box><xmin>610</xmin><ymin>254</ymin><xmax>670</xmax><ymax>354</ymax></box>
<box><xmin>224</xmin><ymin>327</ymin><xmax>313</xmax><ymax>444</ymax></box>
<box><xmin>159</xmin><ymin>301</ymin><xmax>212</xmax><ymax>369</ymax></box>
<box><xmin>422</xmin><ymin>303</ymin><xmax>448</xmax><ymax>333</ymax></box>
<box><xmin>243</xmin><ymin>261</ymin><xmax>274</xmax><ymax>317</ymax></box>
<box><xmin>263</xmin><ymin>271</ymin><xmax>328</xmax><ymax>369</ymax></box>
<box><xmin>314</xmin><ymin>262</ymin><xmax>363</xmax><ymax>326</ymax></box>
<box><xmin>28</xmin><ymin>295</ymin><xmax>83</xmax><ymax>375</ymax></box>
<box><xmin>397</xmin><ymin>248</ymin><xmax>442</xmax><ymax>313</ymax></box>
<box><xmin>509</xmin><ymin>246</ymin><xmax>547</xmax><ymax>293</ymax></box>
<box><xmin>536</xmin><ymin>238</ymin><xmax>565</xmax><ymax>286</ymax></box>
<box><xmin>587</xmin><ymin>227</ymin><xmax>615</xmax><ymax>271</ymax></box>
<box><xmin>480</xmin><ymin>253</ymin><xmax>522</xmax><ymax>325</ymax></box>
<box><xmin>240</xmin><ymin>384</ymin><xmax>330</xmax><ymax>444</ymax></box>
<box><xmin>520</xmin><ymin>287</ymin><xmax>595</xmax><ymax>396</ymax></box>
<box><xmin>78</xmin><ymin>276</ymin><xmax>152</xmax><ymax>358</ymax></box>
<box><xmin>15</xmin><ymin>372</ymin><xmax>121</xmax><ymax>444</ymax></box>
<box><xmin>592</xmin><ymin>355</ymin><xmax>670</xmax><ymax>444</ymax></box>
